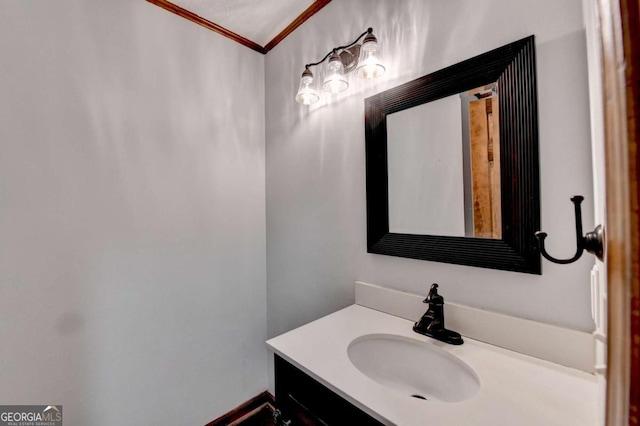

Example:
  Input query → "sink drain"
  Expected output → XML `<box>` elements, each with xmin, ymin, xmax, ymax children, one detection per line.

<box><xmin>410</xmin><ymin>394</ymin><xmax>428</xmax><ymax>400</ymax></box>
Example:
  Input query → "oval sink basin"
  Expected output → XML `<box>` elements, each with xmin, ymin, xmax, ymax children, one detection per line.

<box><xmin>347</xmin><ymin>334</ymin><xmax>480</xmax><ymax>402</ymax></box>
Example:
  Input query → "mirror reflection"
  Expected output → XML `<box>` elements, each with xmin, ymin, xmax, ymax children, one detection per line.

<box><xmin>387</xmin><ymin>83</ymin><xmax>501</xmax><ymax>239</ymax></box>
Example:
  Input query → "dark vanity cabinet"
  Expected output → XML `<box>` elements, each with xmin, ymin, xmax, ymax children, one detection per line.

<box><xmin>274</xmin><ymin>355</ymin><xmax>384</xmax><ymax>426</ymax></box>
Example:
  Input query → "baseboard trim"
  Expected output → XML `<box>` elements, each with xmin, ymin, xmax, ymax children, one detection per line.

<box><xmin>206</xmin><ymin>391</ymin><xmax>275</xmax><ymax>426</ymax></box>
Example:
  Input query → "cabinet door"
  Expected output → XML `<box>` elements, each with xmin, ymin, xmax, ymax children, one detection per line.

<box><xmin>274</xmin><ymin>355</ymin><xmax>384</xmax><ymax>426</ymax></box>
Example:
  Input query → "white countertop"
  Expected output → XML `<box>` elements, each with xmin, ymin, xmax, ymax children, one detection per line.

<box><xmin>266</xmin><ymin>304</ymin><xmax>600</xmax><ymax>426</ymax></box>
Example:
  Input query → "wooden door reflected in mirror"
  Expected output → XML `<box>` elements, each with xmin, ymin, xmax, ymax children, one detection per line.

<box><xmin>466</xmin><ymin>87</ymin><xmax>501</xmax><ymax>239</ymax></box>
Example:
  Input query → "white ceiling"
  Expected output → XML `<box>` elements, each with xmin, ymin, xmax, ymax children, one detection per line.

<box><xmin>171</xmin><ymin>0</ymin><xmax>316</xmax><ymax>47</ymax></box>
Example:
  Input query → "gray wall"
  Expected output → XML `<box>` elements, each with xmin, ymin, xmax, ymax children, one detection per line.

<box><xmin>387</xmin><ymin>97</ymin><xmax>466</xmax><ymax>236</ymax></box>
<box><xmin>0</xmin><ymin>0</ymin><xmax>266</xmax><ymax>424</ymax></box>
<box><xmin>265</xmin><ymin>0</ymin><xmax>595</xmax><ymax>339</ymax></box>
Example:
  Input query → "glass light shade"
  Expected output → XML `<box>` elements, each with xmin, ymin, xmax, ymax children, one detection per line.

<box><xmin>295</xmin><ymin>71</ymin><xmax>320</xmax><ymax>105</ymax></box>
<box><xmin>355</xmin><ymin>36</ymin><xmax>386</xmax><ymax>79</ymax></box>
<box><xmin>322</xmin><ymin>54</ymin><xmax>349</xmax><ymax>93</ymax></box>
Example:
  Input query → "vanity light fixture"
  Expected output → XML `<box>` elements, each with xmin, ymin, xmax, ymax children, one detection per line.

<box><xmin>295</xmin><ymin>27</ymin><xmax>385</xmax><ymax>105</ymax></box>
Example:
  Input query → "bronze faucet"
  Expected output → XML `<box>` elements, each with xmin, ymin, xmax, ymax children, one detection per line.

<box><xmin>413</xmin><ymin>284</ymin><xmax>463</xmax><ymax>345</ymax></box>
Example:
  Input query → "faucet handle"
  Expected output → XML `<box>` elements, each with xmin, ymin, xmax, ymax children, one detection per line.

<box><xmin>424</xmin><ymin>283</ymin><xmax>444</xmax><ymax>305</ymax></box>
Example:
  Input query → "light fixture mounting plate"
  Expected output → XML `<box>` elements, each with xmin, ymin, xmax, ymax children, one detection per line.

<box><xmin>340</xmin><ymin>45</ymin><xmax>361</xmax><ymax>73</ymax></box>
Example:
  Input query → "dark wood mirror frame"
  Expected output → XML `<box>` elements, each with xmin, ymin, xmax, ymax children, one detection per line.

<box><xmin>365</xmin><ymin>36</ymin><xmax>541</xmax><ymax>274</ymax></box>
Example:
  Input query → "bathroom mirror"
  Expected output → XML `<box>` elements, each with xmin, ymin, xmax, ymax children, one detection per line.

<box><xmin>365</xmin><ymin>36</ymin><xmax>541</xmax><ymax>274</ymax></box>
<box><xmin>387</xmin><ymin>83</ymin><xmax>501</xmax><ymax>239</ymax></box>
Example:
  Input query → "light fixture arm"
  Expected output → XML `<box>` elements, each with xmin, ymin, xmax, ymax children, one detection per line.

<box><xmin>303</xmin><ymin>28</ymin><xmax>373</xmax><ymax>70</ymax></box>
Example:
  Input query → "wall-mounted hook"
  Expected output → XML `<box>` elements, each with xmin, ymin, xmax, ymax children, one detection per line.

<box><xmin>535</xmin><ymin>195</ymin><xmax>604</xmax><ymax>264</ymax></box>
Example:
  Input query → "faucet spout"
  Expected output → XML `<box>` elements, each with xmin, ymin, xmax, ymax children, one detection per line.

<box><xmin>413</xmin><ymin>284</ymin><xmax>463</xmax><ymax>345</ymax></box>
